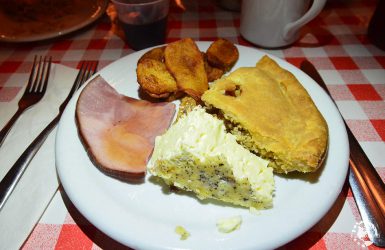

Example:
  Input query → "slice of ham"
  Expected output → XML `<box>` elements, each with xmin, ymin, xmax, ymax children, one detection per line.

<box><xmin>76</xmin><ymin>75</ymin><xmax>176</xmax><ymax>181</ymax></box>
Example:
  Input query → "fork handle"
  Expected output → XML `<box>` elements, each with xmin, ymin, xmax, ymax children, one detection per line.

<box><xmin>0</xmin><ymin>108</ymin><xmax>25</xmax><ymax>148</ymax></box>
<box><xmin>0</xmin><ymin>115</ymin><xmax>60</xmax><ymax>210</ymax></box>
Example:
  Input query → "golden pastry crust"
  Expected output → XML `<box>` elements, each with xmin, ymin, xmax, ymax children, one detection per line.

<box><xmin>202</xmin><ymin>55</ymin><xmax>328</xmax><ymax>173</ymax></box>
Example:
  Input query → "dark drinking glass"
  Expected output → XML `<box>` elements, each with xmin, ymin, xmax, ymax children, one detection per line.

<box><xmin>121</xmin><ymin>16</ymin><xmax>167</xmax><ymax>50</ymax></box>
<box><xmin>112</xmin><ymin>0</ymin><xmax>169</xmax><ymax>50</ymax></box>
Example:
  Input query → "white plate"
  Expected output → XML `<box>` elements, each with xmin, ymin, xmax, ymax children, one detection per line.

<box><xmin>0</xmin><ymin>0</ymin><xmax>108</xmax><ymax>43</ymax></box>
<box><xmin>56</xmin><ymin>42</ymin><xmax>349</xmax><ymax>250</ymax></box>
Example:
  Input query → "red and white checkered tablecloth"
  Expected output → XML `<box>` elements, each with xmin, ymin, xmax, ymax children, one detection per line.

<box><xmin>1</xmin><ymin>0</ymin><xmax>384</xmax><ymax>249</ymax></box>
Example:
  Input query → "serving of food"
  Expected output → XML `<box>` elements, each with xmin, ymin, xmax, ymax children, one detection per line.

<box><xmin>136</xmin><ymin>38</ymin><xmax>238</xmax><ymax>99</ymax></box>
<box><xmin>0</xmin><ymin>0</ymin><xmax>108</xmax><ymax>42</ymax></box>
<box><xmin>56</xmin><ymin>39</ymin><xmax>349</xmax><ymax>250</ymax></box>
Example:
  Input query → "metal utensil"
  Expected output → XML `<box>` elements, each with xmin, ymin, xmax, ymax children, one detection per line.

<box><xmin>0</xmin><ymin>55</ymin><xmax>52</xmax><ymax>147</ymax></box>
<box><xmin>0</xmin><ymin>61</ymin><xmax>98</xmax><ymax>210</ymax></box>
<box><xmin>300</xmin><ymin>60</ymin><xmax>385</xmax><ymax>247</ymax></box>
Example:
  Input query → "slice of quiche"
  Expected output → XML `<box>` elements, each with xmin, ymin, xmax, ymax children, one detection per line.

<box><xmin>202</xmin><ymin>56</ymin><xmax>329</xmax><ymax>173</ymax></box>
<box><xmin>148</xmin><ymin>107</ymin><xmax>274</xmax><ymax>209</ymax></box>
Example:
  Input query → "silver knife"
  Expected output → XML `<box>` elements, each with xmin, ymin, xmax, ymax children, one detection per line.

<box><xmin>300</xmin><ymin>60</ymin><xmax>385</xmax><ymax>247</ymax></box>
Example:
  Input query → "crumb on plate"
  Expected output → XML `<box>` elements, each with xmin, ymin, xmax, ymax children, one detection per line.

<box><xmin>216</xmin><ymin>215</ymin><xmax>242</xmax><ymax>233</ymax></box>
<box><xmin>175</xmin><ymin>225</ymin><xmax>190</xmax><ymax>240</ymax></box>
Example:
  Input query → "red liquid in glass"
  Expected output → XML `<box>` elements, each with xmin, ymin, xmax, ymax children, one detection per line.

<box><xmin>122</xmin><ymin>16</ymin><xmax>167</xmax><ymax>50</ymax></box>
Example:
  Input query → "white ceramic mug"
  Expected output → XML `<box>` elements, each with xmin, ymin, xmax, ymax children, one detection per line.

<box><xmin>240</xmin><ymin>0</ymin><xmax>326</xmax><ymax>48</ymax></box>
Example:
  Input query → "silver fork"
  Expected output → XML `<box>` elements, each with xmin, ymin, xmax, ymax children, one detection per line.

<box><xmin>0</xmin><ymin>55</ymin><xmax>52</xmax><ymax>147</ymax></box>
<box><xmin>0</xmin><ymin>61</ymin><xmax>98</xmax><ymax>210</ymax></box>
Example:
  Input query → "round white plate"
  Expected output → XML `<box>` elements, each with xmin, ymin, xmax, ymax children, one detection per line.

<box><xmin>56</xmin><ymin>42</ymin><xmax>349</xmax><ymax>250</ymax></box>
<box><xmin>0</xmin><ymin>0</ymin><xmax>108</xmax><ymax>43</ymax></box>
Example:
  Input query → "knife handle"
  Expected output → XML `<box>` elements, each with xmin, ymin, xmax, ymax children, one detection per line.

<box><xmin>349</xmin><ymin>169</ymin><xmax>385</xmax><ymax>246</ymax></box>
<box><xmin>348</xmin><ymin>128</ymin><xmax>385</xmax><ymax>217</ymax></box>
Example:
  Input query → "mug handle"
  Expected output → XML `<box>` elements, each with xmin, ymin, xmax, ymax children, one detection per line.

<box><xmin>283</xmin><ymin>0</ymin><xmax>327</xmax><ymax>41</ymax></box>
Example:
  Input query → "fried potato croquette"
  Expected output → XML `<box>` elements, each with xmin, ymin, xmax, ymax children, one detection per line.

<box><xmin>164</xmin><ymin>38</ymin><xmax>208</xmax><ymax>97</ymax></box>
<box><xmin>202</xmin><ymin>52</ymin><xmax>225</xmax><ymax>82</ymax></box>
<box><xmin>138</xmin><ymin>46</ymin><xmax>166</xmax><ymax>64</ymax></box>
<box><xmin>206</xmin><ymin>38</ymin><xmax>239</xmax><ymax>72</ymax></box>
<box><xmin>135</xmin><ymin>38</ymin><xmax>238</xmax><ymax>100</ymax></box>
<box><xmin>136</xmin><ymin>58</ymin><xmax>178</xmax><ymax>98</ymax></box>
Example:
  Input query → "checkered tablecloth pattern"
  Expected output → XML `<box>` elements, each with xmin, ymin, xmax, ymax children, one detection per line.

<box><xmin>1</xmin><ymin>0</ymin><xmax>384</xmax><ymax>249</ymax></box>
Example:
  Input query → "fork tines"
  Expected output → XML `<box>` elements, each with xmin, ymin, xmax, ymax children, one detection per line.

<box><xmin>74</xmin><ymin>61</ymin><xmax>98</xmax><ymax>90</ymax></box>
<box><xmin>64</xmin><ymin>61</ymin><xmax>98</xmax><ymax>100</ymax></box>
<box><xmin>27</xmin><ymin>55</ymin><xmax>52</xmax><ymax>93</ymax></box>
<box><xmin>0</xmin><ymin>55</ymin><xmax>52</xmax><ymax>147</ymax></box>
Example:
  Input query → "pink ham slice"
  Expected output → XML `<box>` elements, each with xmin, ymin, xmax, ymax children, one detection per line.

<box><xmin>76</xmin><ymin>75</ymin><xmax>176</xmax><ymax>181</ymax></box>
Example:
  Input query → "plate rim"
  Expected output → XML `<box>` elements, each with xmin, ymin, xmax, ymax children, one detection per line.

<box><xmin>56</xmin><ymin>42</ymin><xmax>350</xmax><ymax>250</ymax></box>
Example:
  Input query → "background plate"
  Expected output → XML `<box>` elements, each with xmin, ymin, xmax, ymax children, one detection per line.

<box><xmin>56</xmin><ymin>42</ymin><xmax>349</xmax><ymax>250</ymax></box>
<box><xmin>0</xmin><ymin>0</ymin><xmax>108</xmax><ymax>43</ymax></box>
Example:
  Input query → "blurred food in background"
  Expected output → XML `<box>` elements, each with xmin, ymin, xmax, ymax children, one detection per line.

<box><xmin>0</xmin><ymin>0</ymin><xmax>105</xmax><ymax>40</ymax></box>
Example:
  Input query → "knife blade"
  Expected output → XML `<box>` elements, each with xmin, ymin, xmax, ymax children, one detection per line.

<box><xmin>300</xmin><ymin>60</ymin><xmax>385</xmax><ymax>247</ymax></box>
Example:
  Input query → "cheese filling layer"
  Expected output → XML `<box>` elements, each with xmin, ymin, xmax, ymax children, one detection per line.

<box><xmin>148</xmin><ymin>107</ymin><xmax>274</xmax><ymax>209</ymax></box>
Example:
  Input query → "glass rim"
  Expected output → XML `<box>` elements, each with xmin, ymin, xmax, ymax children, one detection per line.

<box><xmin>111</xmin><ymin>0</ymin><xmax>168</xmax><ymax>7</ymax></box>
